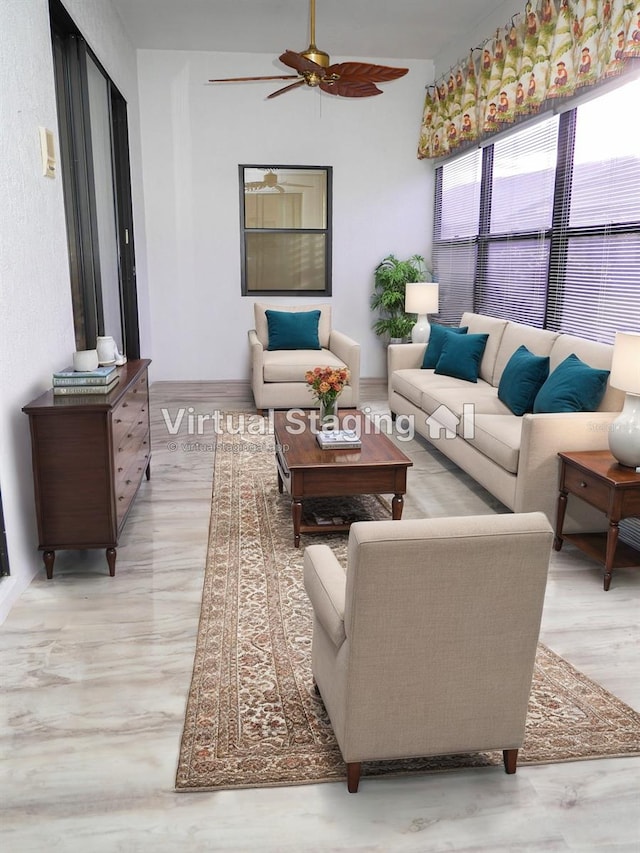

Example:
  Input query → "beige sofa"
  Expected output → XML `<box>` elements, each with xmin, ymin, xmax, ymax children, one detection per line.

<box><xmin>249</xmin><ymin>303</ymin><xmax>360</xmax><ymax>412</ymax></box>
<box><xmin>388</xmin><ymin>312</ymin><xmax>625</xmax><ymax>532</ymax></box>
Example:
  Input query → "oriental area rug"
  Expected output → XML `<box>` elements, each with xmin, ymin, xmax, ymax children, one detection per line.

<box><xmin>175</xmin><ymin>422</ymin><xmax>640</xmax><ymax>792</ymax></box>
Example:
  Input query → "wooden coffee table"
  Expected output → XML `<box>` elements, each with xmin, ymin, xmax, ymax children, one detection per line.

<box><xmin>273</xmin><ymin>410</ymin><xmax>412</xmax><ymax>547</ymax></box>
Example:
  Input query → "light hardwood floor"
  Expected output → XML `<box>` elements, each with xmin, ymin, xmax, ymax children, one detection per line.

<box><xmin>1</xmin><ymin>380</ymin><xmax>638</xmax><ymax>852</ymax></box>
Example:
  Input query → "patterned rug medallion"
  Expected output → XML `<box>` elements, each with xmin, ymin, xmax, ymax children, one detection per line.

<box><xmin>175</xmin><ymin>424</ymin><xmax>640</xmax><ymax>792</ymax></box>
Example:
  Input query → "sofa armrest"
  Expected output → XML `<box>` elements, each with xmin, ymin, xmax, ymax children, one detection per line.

<box><xmin>329</xmin><ymin>330</ymin><xmax>360</xmax><ymax>405</ymax></box>
<box><xmin>387</xmin><ymin>343</ymin><xmax>427</xmax><ymax>403</ymax></box>
<box><xmin>248</xmin><ymin>329</ymin><xmax>265</xmax><ymax>407</ymax></box>
<box><xmin>515</xmin><ymin>410</ymin><xmax>619</xmax><ymax>520</ymax></box>
<box><xmin>303</xmin><ymin>544</ymin><xmax>347</xmax><ymax>649</ymax></box>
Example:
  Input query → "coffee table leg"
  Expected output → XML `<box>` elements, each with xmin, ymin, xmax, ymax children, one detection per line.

<box><xmin>292</xmin><ymin>499</ymin><xmax>303</xmax><ymax>548</ymax></box>
<box><xmin>392</xmin><ymin>493</ymin><xmax>404</xmax><ymax>520</ymax></box>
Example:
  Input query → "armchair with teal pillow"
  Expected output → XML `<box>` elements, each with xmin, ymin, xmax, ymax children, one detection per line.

<box><xmin>249</xmin><ymin>303</ymin><xmax>360</xmax><ymax>413</ymax></box>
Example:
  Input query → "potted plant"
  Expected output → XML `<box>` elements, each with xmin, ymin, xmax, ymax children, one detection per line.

<box><xmin>371</xmin><ymin>254</ymin><xmax>430</xmax><ymax>343</ymax></box>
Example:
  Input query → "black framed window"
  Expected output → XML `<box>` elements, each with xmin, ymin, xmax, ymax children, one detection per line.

<box><xmin>239</xmin><ymin>165</ymin><xmax>332</xmax><ymax>296</ymax></box>
<box><xmin>433</xmin><ymin>75</ymin><xmax>640</xmax><ymax>345</ymax></box>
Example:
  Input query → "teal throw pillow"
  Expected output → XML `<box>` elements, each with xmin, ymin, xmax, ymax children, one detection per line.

<box><xmin>533</xmin><ymin>353</ymin><xmax>610</xmax><ymax>413</ymax></box>
<box><xmin>266</xmin><ymin>309</ymin><xmax>321</xmax><ymax>351</ymax></box>
<box><xmin>498</xmin><ymin>345</ymin><xmax>550</xmax><ymax>416</ymax></box>
<box><xmin>434</xmin><ymin>333</ymin><xmax>489</xmax><ymax>383</ymax></box>
<box><xmin>421</xmin><ymin>324</ymin><xmax>468</xmax><ymax>369</ymax></box>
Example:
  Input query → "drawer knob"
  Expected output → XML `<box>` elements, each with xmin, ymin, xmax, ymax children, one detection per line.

<box><xmin>117</xmin><ymin>467</ymin><xmax>123</xmax><ymax>473</ymax></box>
<box><xmin>122</xmin><ymin>402</ymin><xmax>128</xmax><ymax>408</ymax></box>
<box><xmin>579</xmin><ymin>481</ymin><xmax>588</xmax><ymax>488</ymax></box>
<box><xmin>115</xmin><ymin>418</ymin><xmax>122</xmax><ymax>424</ymax></box>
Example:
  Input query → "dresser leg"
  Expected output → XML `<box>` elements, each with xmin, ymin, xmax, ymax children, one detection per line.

<box><xmin>106</xmin><ymin>547</ymin><xmax>117</xmax><ymax>577</ymax></box>
<box><xmin>43</xmin><ymin>550</ymin><xmax>55</xmax><ymax>579</ymax></box>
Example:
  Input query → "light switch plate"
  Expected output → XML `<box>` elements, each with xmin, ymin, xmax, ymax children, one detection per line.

<box><xmin>39</xmin><ymin>127</ymin><xmax>56</xmax><ymax>178</ymax></box>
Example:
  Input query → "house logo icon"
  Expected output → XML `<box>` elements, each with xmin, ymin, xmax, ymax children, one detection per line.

<box><xmin>424</xmin><ymin>404</ymin><xmax>475</xmax><ymax>439</ymax></box>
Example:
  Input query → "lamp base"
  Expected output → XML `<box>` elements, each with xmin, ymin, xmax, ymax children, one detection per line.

<box><xmin>608</xmin><ymin>393</ymin><xmax>640</xmax><ymax>468</ymax></box>
<box><xmin>411</xmin><ymin>314</ymin><xmax>431</xmax><ymax>344</ymax></box>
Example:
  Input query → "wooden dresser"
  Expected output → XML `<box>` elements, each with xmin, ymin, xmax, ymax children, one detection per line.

<box><xmin>22</xmin><ymin>359</ymin><xmax>151</xmax><ymax>578</ymax></box>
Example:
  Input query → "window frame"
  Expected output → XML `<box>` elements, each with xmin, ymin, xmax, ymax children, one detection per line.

<box><xmin>239</xmin><ymin>164</ymin><xmax>333</xmax><ymax>297</ymax></box>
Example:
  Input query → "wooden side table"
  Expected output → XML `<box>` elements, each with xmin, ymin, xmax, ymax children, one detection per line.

<box><xmin>554</xmin><ymin>450</ymin><xmax>640</xmax><ymax>590</ymax></box>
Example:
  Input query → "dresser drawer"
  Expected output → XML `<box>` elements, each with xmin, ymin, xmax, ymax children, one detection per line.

<box><xmin>115</xmin><ymin>438</ymin><xmax>150</xmax><ymax>527</ymax></box>
<box><xmin>563</xmin><ymin>465</ymin><xmax>610</xmax><ymax>512</ymax></box>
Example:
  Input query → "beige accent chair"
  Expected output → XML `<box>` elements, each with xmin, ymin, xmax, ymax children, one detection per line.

<box><xmin>249</xmin><ymin>302</ymin><xmax>360</xmax><ymax>413</ymax></box>
<box><xmin>303</xmin><ymin>512</ymin><xmax>553</xmax><ymax>793</ymax></box>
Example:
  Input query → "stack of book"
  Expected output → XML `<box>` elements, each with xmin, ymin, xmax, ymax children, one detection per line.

<box><xmin>52</xmin><ymin>364</ymin><xmax>119</xmax><ymax>396</ymax></box>
<box><xmin>316</xmin><ymin>429</ymin><xmax>362</xmax><ymax>450</ymax></box>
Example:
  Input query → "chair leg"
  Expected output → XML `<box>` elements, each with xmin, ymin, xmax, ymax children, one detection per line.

<box><xmin>347</xmin><ymin>762</ymin><xmax>361</xmax><ymax>793</ymax></box>
<box><xmin>503</xmin><ymin>748</ymin><xmax>518</xmax><ymax>774</ymax></box>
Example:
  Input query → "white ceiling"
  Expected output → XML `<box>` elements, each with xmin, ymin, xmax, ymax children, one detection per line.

<box><xmin>111</xmin><ymin>0</ymin><xmax>508</xmax><ymax>62</ymax></box>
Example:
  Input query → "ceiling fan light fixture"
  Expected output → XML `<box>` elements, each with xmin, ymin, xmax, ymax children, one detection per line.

<box><xmin>207</xmin><ymin>0</ymin><xmax>408</xmax><ymax>100</ymax></box>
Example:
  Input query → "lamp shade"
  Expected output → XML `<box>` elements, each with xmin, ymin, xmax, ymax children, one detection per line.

<box><xmin>609</xmin><ymin>331</ymin><xmax>640</xmax><ymax>394</ymax></box>
<box><xmin>405</xmin><ymin>282</ymin><xmax>439</xmax><ymax>315</ymax></box>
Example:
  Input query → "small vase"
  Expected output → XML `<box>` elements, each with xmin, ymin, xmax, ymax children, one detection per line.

<box><xmin>319</xmin><ymin>397</ymin><xmax>339</xmax><ymax>430</ymax></box>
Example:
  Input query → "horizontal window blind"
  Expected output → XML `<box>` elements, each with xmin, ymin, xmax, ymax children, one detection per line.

<box><xmin>546</xmin><ymin>78</ymin><xmax>640</xmax><ymax>344</ymax></box>
<box><xmin>475</xmin><ymin>238</ymin><xmax>549</xmax><ymax>326</ymax></box>
<box><xmin>490</xmin><ymin>116</ymin><xmax>559</xmax><ymax>235</ymax></box>
<box><xmin>433</xmin><ymin>147</ymin><xmax>481</xmax><ymax>324</ymax></box>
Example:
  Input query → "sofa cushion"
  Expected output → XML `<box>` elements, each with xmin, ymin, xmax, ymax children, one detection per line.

<box><xmin>421</xmin><ymin>324</ymin><xmax>468</xmax><ymax>369</ymax></box>
<box><xmin>466</xmin><ymin>415</ymin><xmax>523</xmax><ymax>474</ymax></box>
<box><xmin>548</xmin><ymin>333</ymin><xmax>622</xmax><ymax>412</ymax></box>
<box><xmin>420</xmin><ymin>383</ymin><xmax>512</xmax><ymax>427</ymax></box>
<box><xmin>493</xmin><ymin>324</ymin><xmax>559</xmax><ymax>384</ymax></box>
<box><xmin>498</xmin><ymin>345</ymin><xmax>550</xmax><ymax>416</ymax></box>
<box><xmin>435</xmin><ymin>333</ymin><xmax>489</xmax><ymax>383</ymax></box>
<box><xmin>533</xmin><ymin>353</ymin><xmax>610</xmax><ymax>413</ymax></box>
<box><xmin>254</xmin><ymin>302</ymin><xmax>332</xmax><ymax>349</ymax></box>
<box><xmin>266</xmin><ymin>309</ymin><xmax>321</xmax><ymax>351</ymax></box>
<box><xmin>461</xmin><ymin>313</ymin><xmax>509</xmax><ymax>384</ymax></box>
<box><xmin>392</xmin><ymin>369</ymin><xmax>458</xmax><ymax>408</ymax></box>
<box><xmin>263</xmin><ymin>348</ymin><xmax>347</xmax><ymax>383</ymax></box>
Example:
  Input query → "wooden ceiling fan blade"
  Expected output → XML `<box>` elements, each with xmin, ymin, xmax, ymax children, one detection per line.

<box><xmin>326</xmin><ymin>62</ymin><xmax>409</xmax><ymax>84</ymax></box>
<box><xmin>319</xmin><ymin>79</ymin><xmax>383</xmax><ymax>98</ymax></box>
<box><xmin>267</xmin><ymin>79</ymin><xmax>306</xmax><ymax>99</ymax></box>
<box><xmin>279</xmin><ymin>50</ymin><xmax>325</xmax><ymax>75</ymax></box>
<box><xmin>208</xmin><ymin>74</ymin><xmax>300</xmax><ymax>83</ymax></box>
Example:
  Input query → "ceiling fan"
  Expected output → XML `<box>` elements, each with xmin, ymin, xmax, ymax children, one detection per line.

<box><xmin>208</xmin><ymin>0</ymin><xmax>408</xmax><ymax>99</ymax></box>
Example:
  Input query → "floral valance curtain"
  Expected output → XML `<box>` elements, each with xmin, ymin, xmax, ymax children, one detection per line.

<box><xmin>418</xmin><ymin>0</ymin><xmax>640</xmax><ymax>160</ymax></box>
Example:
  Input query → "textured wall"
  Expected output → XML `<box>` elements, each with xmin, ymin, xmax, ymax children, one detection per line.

<box><xmin>0</xmin><ymin>0</ymin><xmax>146</xmax><ymax>621</ymax></box>
<box><xmin>137</xmin><ymin>49</ymin><xmax>434</xmax><ymax>380</ymax></box>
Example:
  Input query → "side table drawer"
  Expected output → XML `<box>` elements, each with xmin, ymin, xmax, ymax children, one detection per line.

<box><xmin>563</xmin><ymin>466</ymin><xmax>610</xmax><ymax>511</ymax></box>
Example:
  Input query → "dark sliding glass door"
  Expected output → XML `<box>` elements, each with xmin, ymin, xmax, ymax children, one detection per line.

<box><xmin>50</xmin><ymin>0</ymin><xmax>140</xmax><ymax>358</ymax></box>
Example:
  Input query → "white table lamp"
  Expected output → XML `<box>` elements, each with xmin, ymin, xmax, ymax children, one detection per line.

<box><xmin>608</xmin><ymin>331</ymin><xmax>640</xmax><ymax>468</ymax></box>
<box><xmin>405</xmin><ymin>283</ymin><xmax>439</xmax><ymax>343</ymax></box>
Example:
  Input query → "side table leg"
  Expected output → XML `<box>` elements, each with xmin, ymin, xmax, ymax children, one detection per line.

<box><xmin>43</xmin><ymin>550</ymin><xmax>55</xmax><ymax>580</ymax></box>
<box><xmin>292</xmin><ymin>499</ymin><xmax>302</xmax><ymax>548</ymax></box>
<box><xmin>603</xmin><ymin>520</ymin><xmax>619</xmax><ymax>591</ymax></box>
<box><xmin>106</xmin><ymin>547</ymin><xmax>117</xmax><ymax>577</ymax></box>
<box><xmin>392</xmin><ymin>493</ymin><xmax>404</xmax><ymax>520</ymax></box>
<box><xmin>553</xmin><ymin>489</ymin><xmax>568</xmax><ymax>551</ymax></box>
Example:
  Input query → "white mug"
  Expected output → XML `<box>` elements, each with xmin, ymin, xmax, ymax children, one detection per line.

<box><xmin>96</xmin><ymin>336</ymin><xmax>117</xmax><ymax>365</ymax></box>
<box><xmin>73</xmin><ymin>349</ymin><xmax>99</xmax><ymax>372</ymax></box>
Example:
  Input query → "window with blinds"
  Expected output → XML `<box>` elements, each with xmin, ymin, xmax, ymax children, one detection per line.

<box><xmin>433</xmin><ymin>75</ymin><xmax>640</xmax><ymax>343</ymax></box>
<box><xmin>432</xmin><ymin>148</ymin><xmax>481</xmax><ymax>324</ymax></box>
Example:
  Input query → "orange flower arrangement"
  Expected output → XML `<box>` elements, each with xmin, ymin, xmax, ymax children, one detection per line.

<box><xmin>305</xmin><ymin>366</ymin><xmax>350</xmax><ymax>409</ymax></box>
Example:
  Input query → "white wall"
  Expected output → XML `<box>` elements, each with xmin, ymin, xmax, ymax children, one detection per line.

<box><xmin>137</xmin><ymin>50</ymin><xmax>434</xmax><ymax>381</ymax></box>
<box><xmin>0</xmin><ymin>0</ymin><xmax>148</xmax><ymax>622</ymax></box>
